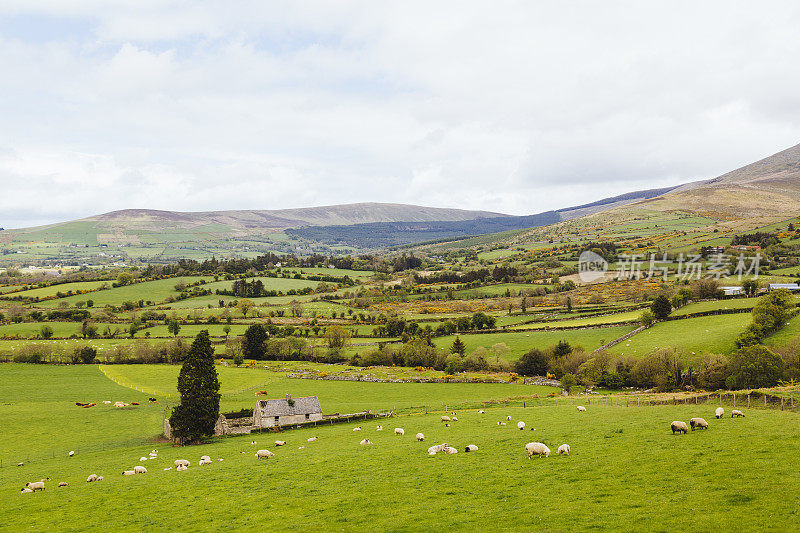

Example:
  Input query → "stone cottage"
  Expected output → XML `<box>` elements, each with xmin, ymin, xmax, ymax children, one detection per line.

<box><xmin>253</xmin><ymin>394</ymin><xmax>323</xmax><ymax>428</ymax></box>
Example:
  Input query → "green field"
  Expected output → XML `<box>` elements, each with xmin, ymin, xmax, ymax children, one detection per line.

<box><xmin>0</xmin><ymin>281</ymin><xmax>109</xmax><ymax>300</ymax></box>
<box><xmin>34</xmin><ymin>277</ymin><xmax>215</xmax><ymax>308</ymax></box>
<box><xmin>1</xmin><ymin>364</ymin><xmax>799</xmax><ymax>531</ymax></box>
<box><xmin>438</xmin><ymin>326</ymin><xmax>635</xmax><ymax>359</ymax></box>
<box><xmin>608</xmin><ymin>314</ymin><xmax>752</xmax><ymax>357</ymax></box>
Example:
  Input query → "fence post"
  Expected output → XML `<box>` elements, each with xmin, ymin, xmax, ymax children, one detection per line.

<box><xmin>765</xmin><ymin>395</ymin><xmax>767</xmax><ymax>407</ymax></box>
<box><xmin>748</xmin><ymin>394</ymin><xmax>750</xmax><ymax>408</ymax></box>
<box><xmin>733</xmin><ymin>394</ymin><xmax>736</xmax><ymax>408</ymax></box>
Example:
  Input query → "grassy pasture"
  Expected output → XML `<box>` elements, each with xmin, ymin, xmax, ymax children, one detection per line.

<box><xmin>437</xmin><ymin>326</ymin><xmax>635</xmax><ymax>359</ymax></box>
<box><xmin>34</xmin><ymin>277</ymin><xmax>215</xmax><ymax>308</ymax></box>
<box><xmin>0</xmin><ymin>281</ymin><xmax>109</xmax><ymax>300</ymax></box>
<box><xmin>608</xmin><ymin>314</ymin><xmax>751</xmax><ymax>357</ymax></box>
<box><xmin>1</xmin><ymin>365</ymin><xmax>798</xmax><ymax>532</ymax></box>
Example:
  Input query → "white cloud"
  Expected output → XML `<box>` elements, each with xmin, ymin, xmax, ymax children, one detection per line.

<box><xmin>1</xmin><ymin>1</ymin><xmax>800</xmax><ymax>227</ymax></box>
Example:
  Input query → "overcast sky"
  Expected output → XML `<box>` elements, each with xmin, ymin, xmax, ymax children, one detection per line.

<box><xmin>1</xmin><ymin>1</ymin><xmax>800</xmax><ymax>228</ymax></box>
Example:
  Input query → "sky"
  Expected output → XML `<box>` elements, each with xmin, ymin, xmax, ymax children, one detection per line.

<box><xmin>1</xmin><ymin>1</ymin><xmax>800</xmax><ymax>229</ymax></box>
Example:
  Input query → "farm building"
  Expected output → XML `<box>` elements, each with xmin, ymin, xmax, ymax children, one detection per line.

<box><xmin>721</xmin><ymin>286</ymin><xmax>744</xmax><ymax>297</ymax></box>
<box><xmin>253</xmin><ymin>394</ymin><xmax>323</xmax><ymax>428</ymax></box>
<box><xmin>768</xmin><ymin>283</ymin><xmax>800</xmax><ymax>292</ymax></box>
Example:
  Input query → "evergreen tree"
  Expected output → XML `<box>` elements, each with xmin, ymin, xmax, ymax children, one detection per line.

<box><xmin>515</xmin><ymin>348</ymin><xmax>550</xmax><ymax>377</ymax></box>
<box><xmin>169</xmin><ymin>330</ymin><xmax>220</xmax><ymax>444</ymax></box>
<box><xmin>451</xmin><ymin>336</ymin><xmax>466</xmax><ymax>355</ymax></box>
<box><xmin>242</xmin><ymin>324</ymin><xmax>268</xmax><ymax>360</ymax></box>
<box><xmin>650</xmin><ymin>295</ymin><xmax>672</xmax><ymax>320</ymax></box>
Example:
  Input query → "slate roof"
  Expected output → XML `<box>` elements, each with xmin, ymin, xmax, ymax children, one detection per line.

<box><xmin>258</xmin><ymin>396</ymin><xmax>322</xmax><ymax>417</ymax></box>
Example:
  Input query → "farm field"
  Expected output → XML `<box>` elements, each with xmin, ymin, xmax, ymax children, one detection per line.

<box><xmin>608</xmin><ymin>314</ymin><xmax>752</xmax><ymax>357</ymax></box>
<box><xmin>438</xmin><ymin>326</ymin><xmax>635</xmax><ymax>359</ymax></box>
<box><xmin>2</xmin><ymin>361</ymin><xmax>799</xmax><ymax>531</ymax></box>
<box><xmin>0</xmin><ymin>281</ymin><xmax>109</xmax><ymax>300</ymax></box>
<box><xmin>34</xmin><ymin>277</ymin><xmax>215</xmax><ymax>308</ymax></box>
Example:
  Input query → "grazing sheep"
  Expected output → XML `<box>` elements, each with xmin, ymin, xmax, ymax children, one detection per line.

<box><xmin>376</xmin><ymin>425</ymin><xmax>383</xmax><ymax>431</ymax></box>
<box><xmin>199</xmin><ymin>459</ymin><xmax>211</xmax><ymax>466</ymax></box>
<box><xmin>732</xmin><ymin>410</ymin><xmax>745</xmax><ymax>418</ymax></box>
<box><xmin>251</xmin><ymin>441</ymin><xmax>257</xmax><ymax>445</ymax></box>
<box><xmin>134</xmin><ymin>466</ymin><xmax>147</xmax><ymax>474</ymax></box>
<box><xmin>451</xmin><ymin>412</ymin><xmax>456</xmax><ymax>416</ymax></box>
<box><xmin>176</xmin><ymin>464</ymin><xmax>187</xmax><ymax>472</ymax></box>
<box><xmin>275</xmin><ymin>441</ymin><xmax>286</xmax><ymax>447</ymax></box>
<box><xmin>353</xmin><ymin>427</ymin><xmax>362</xmax><ymax>432</ymax></box>
<box><xmin>122</xmin><ymin>470</ymin><xmax>136</xmax><ymax>476</ymax></box>
<box><xmin>307</xmin><ymin>437</ymin><xmax>318</xmax><ymax>442</ymax></box>
<box><xmin>17</xmin><ymin>462</ymin><xmax>23</xmax><ymax>467</ymax></box>
<box><xmin>412</xmin><ymin>433</ymin><xmax>424</xmax><ymax>442</ymax></box>
<box><xmin>427</xmin><ymin>443</ymin><xmax>448</xmax><ymax>455</ymax></box>
<box><xmin>577</xmin><ymin>406</ymin><xmax>587</xmax><ymax>412</ymax></box>
<box><xmin>517</xmin><ymin>421</ymin><xmax>525</xmax><ymax>430</ymax></box>
<box><xmin>441</xmin><ymin>416</ymin><xmax>451</xmax><ymax>422</ymax></box>
<box><xmin>452</xmin><ymin>417</ymin><xmax>458</xmax><ymax>422</ymax></box>
<box><xmin>360</xmin><ymin>439</ymin><xmax>373</xmax><ymax>446</ymax></box>
<box><xmin>557</xmin><ymin>444</ymin><xmax>570</xmax><ymax>456</ymax></box>
<box><xmin>478</xmin><ymin>410</ymin><xmax>485</xmax><ymax>414</ymax></box>
<box><xmin>86</xmin><ymin>474</ymin><xmax>98</xmax><ymax>483</ymax></box>
<box><xmin>69</xmin><ymin>451</ymin><xmax>75</xmax><ymax>457</ymax></box>
<box><xmin>255</xmin><ymin>449</ymin><xmax>275</xmax><ymax>459</ymax></box>
<box><xmin>97</xmin><ymin>476</ymin><xmax>103</xmax><ymax>481</ymax></box>
<box><xmin>525</xmin><ymin>442</ymin><xmax>551</xmax><ymax>459</ymax></box>
<box><xmin>497</xmin><ymin>421</ymin><xmax>506</xmax><ymax>426</ymax></box>
<box><xmin>671</xmin><ymin>421</ymin><xmax>689</xmax><ymax>434</ymax></box>
<box><xmin>715</xmin><ymin>407</ymin><xmax>725</xmax><ymax>419</ymax></box>
<box><xmin>21</xmin><ymin>487</ymin><xmax>33</xmax><ymax>493</ymax></box>
<box><xmin>58</xmin><ymin>482</ymin><xmax>68</xmax><ymax>487</ymax></box>
<box><xmin>506</xmin><ymin>415</ymin><xmax>512</xmax><ymax>420</ymax></box>
<box><xmin>690</xmin><ymin>418</ymin><xmax>709</xmax><ymax>430</ymax></box>
<box><xmin>465</xmin><ymin>444</ymin><xmax>478</xmax><ymax>452</ymax></box>
<box><xmin>174</xmin><ymin>459</ymin><xmax>190</xmax><ymax>468</ymax></box>
<box><xmin>444</xmin><ymin>446</ymin><xmax>458</xmax><ymax>454</ymax></box>
<box><xmin>200</xmin><ymin>455</ymin><xmax>211</xmax><ymax>462</ymax></box>
<box><xmin>394</xmin><ymin>428</ymin><xmax>405</xmax><ymax>436</ymax></box>
<box><xmin>102</xmin><ymin>400</ymin><xmax>111</xmax><ymax>404</ymax></box>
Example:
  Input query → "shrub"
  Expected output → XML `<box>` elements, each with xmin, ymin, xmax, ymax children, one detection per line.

<box><xmin>726</xmin><ymin>345</ymin><xmax>785</xmax><ymax>390</ymax></box>
<box><xmin>515</xmin><ymin>348</ymin><xmax>550</xmax><ymax>377</ymax></box>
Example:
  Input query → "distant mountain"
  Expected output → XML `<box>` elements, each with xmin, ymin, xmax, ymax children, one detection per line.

<box><xmin>636</xmin><ymin>143</ymin><xmax>800</xmax><ymax>218</ymax></box>
<box><xmin>79</xmin><ymin>203</ymin><xmax>509</xmax><ymax>232</ymax></box>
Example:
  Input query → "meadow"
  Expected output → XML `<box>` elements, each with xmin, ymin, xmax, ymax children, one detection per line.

<box><xmin>1</xmin><ymin>362</ymin><xmax>799</xmax><ymax>531</ymax></box>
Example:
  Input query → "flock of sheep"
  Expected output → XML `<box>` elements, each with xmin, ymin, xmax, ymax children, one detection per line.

<box><xmin>670</xmin><ymin>407</ymin><xmax>745</xmax><ymax>435</ymax></box>
<box><xmin>21</xmin><ymin>403</ymin><xmax>750</xmax><ymax>494</ymax></box>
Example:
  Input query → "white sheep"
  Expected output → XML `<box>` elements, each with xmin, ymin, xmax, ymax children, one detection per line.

<box><xmin>376</xmin><ymin>425</ymin><xmax>383</xmax><ymax>431</ymax></box>
<box><xmin>275</xmin><ymin>440</ymin><xmax>286</xmax><ymax>446</ymax></box>
<box><xmin>525</xmin><ymin>442</ymin><xmax>551</xmax><ymax>458</ymax></box>
<box><xmin>732</xmin><ymin>410</ymin><xmax>745</xmax><ymax>418</ymax></box>
<box><xmin>200</xmin><ymin>455</ymin><xmax>211</xmax><ymax>462</ymax></box>
<box><xmin>69</xmin><ymin>451</ymin><xmax>75</xmax><ymax>457</ymax></box>
<box><xmin>577</xmin><ymin>406</ymin><xmax>587</xmax><ymax>412</ymax></box>
<box><xmin>139</xmin><ymin>457</ymin><xmax>148</xmax><ymax>462</ymax></box>
<box><xmin>427</xmin><ymin>443</ymin><xmax>447</xmax><ymax>455</ymax></box>
<box><xmin>441</xmin><ymin>415</ymin><xmax>451</xmax><ymax>422</ymax></box>
<box><xmin>134</xmin><ymin>466</ymin><xmax>147</xmax><ymax>474</ymax></box>
<box><xmin>199</xmin><ymin>459</ymin><xmax>211</xmax><ymax>466</ymax></box>
<box><xmin>20</xmin><ymin>488</ymin><xmax>33</xmax><ymax>493</ymax></box>
<box><xmin>174</xmin><ymin>459</ymin><xmax>190</xmax><ymax>468</ymax></box>
<box><xmin>444</xmin><ymin>446</ymin><xmax>458</xmax><ymax>454</ymax></box>
<box><xmin>394</xmin><ymin>428</ymin><xmax>405</xmax><ymax>436</ymax></box>
<box><xmin>715</xmin><ymin>407</ymin><xmax>725</xmax><ymax>419</ymax></box>
<box><xmin>122</xmin><ymin>470</ymin><xmax>136</xmax><ymax>476</ymax></box>
<box><xmin>478</xmin><ymin>410</ymin><xmax>485</xmax><ymax>414</ymax></box>
<box><xmin>671</xmin><ymin>421</ymin><xmax>688</xmax><ymax>434</ymax></box>
<box><xmin>58</xmin><ymin>482</ymin><xmax>68</xmax><ymax>487</ymax></box>
<box><xmin>452</xmin><ymin>417</ymin><xmax>458</xmax><ymax>422</ymax></box>
<box><xmin>86</xmin><ymin>474</ymin><xmax>98</xmax><ymax>483</ymax></box>
<box><xmin>497</xmin><ymin>421</ymin><xmax>506</xmax><ymax>426</ymax></box>
<box><xmin>464</xmin><ymin>444</ymin><xmax>478</xmax><ymax>452</ymax></box>
<box><xmin>176</xmin><ymin>464</ymin><xmax>187</xmax><ymax>471</ymax></box>
<box><xmin>557</xmin><ymin>444</ymin><xmax>570</xmax><ymax>456</ymax></box>
<box><xmin>25</xmin><ymin>479</ymin><xmax>47</xmax><ymax>492</ymax></box>
<box><xmin>360</xmin><ymin>439</ymin><xmax>373</xmax><ymax>446</ymax></box>
<box><xmin>690</xmin><ymin>417</ymin><xmax>709</xmax><ymax>430</ymax></box>
<box><xmin>353</xmin><ymin>427</ymin><xmax>362</xmax><ymax>432</ymax></box>
<box><xmin>307</xmin><ymin>436</ymin><xmax>318</xmax><ymax>442</ymax></box>
<box><xmin>255</xmin><ymin>449</ymin><xmax>275</xmax><ymax>458</ymax></box>
<box><xmin>506</xmin><ymin>415</ymin><xmax>512</xmax><ymax>420</ymax></box>
<box><xmin>97</xmin><ymin>476</ymin><xmax>103</xmax><ymax>481</ymax></box>
<box><xmin>517</xmin><ymin>421</ymin><xmax>525</xmax><ymax>430</ymax></box>
<box><xmin>416</xmin><ymin>433</ymin><xmax>425</xmax><ymax>441</ymax></box>
<box><xmin>102</xmin><ymin>400</ymin><xmax>111</xmax><ymax>404</ymax></box>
